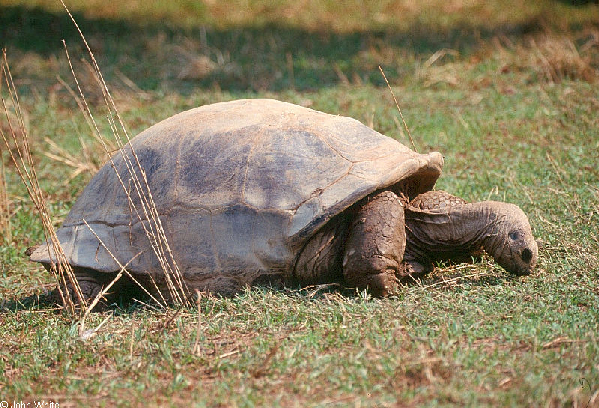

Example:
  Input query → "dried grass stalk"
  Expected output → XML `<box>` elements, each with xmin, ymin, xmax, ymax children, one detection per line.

<box><xmin>0</xmin><ymin>151</ymin><xmax>10</xmax><ymax>244</ymax></box>
<box><xmin>379</xmin><ymin>66</ymin><xmax>418</xmax><ymax>152</ymax></box>
<box><xmin>497</xmin><ymin>33</ymin><xmax>599</xmax><ymax>84</ymax></box>
<box><xmin>1</xmin><ymin>50</ymin><xmax>84</xmax><ymax>315</ymax></box>
<box><xmin>3</xmin><ymin>3</ymin><xmax>195</xmax><ymax>315</ymax></box>
<box><xmin>60</xmin><ymin>1</ymin><xmax>191</xmax><ymax>308</ymax></box>
<box><xmin>43</xmin><ymin>136</ymin><xmax>100</xmax><ymax>183</ymax></box>
<box><xmin>528</xmin><ymin>36</ymin><xmax>598</xmax><ymax>83</ymax></box>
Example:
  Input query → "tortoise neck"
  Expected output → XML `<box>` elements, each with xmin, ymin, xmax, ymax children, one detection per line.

<box><xmin>476</xmin><ymin>202</ymin><xmax>511</xmax><ymax>259</ymax></box>
<box><xmin>405</xmin><ymin>201</ymin><xmax>504</xmax><ymax>261</ymax></box>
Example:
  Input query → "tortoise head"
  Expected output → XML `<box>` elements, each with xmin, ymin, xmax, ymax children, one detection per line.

<box><xmin>488</xmin><ymin>203</ymin><xmax>538</xmax><ymax>276</ymax></box>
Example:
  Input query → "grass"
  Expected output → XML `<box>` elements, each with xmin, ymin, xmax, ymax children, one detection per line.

<box><xmin>1</xmin><ymin>0</ymin><xmax>599</xmax><ymax>406</ymax></box>
<box><xmin>0</xmin><ymin>154</ymin><xmax>10</xmax><ymax>244</ymax></box>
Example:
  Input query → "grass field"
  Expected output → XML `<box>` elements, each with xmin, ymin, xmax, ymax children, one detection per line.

<box><xmin>1</xmin><ymin>0</ymin><xmax>599</xmax><ymax>406</ymax></box>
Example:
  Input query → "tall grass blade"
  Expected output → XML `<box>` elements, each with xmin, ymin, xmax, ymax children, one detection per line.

<box><xmin>59</xmin><ymin>1</ymin><xmax>191</xmax><ymax>307</ymax></box>
<box><xmin>0</xmin><ymin>149</ymin><xmax>10</xmax><ymax>244</ymax></box>
<box><xmin>378</xmin><ymin>66</ymin><xmax>418</xmax><ymax>151</ymax></box>
<box><xmin>0</xmin><ymin>50</ymin><xmax>83</xmax><ymax>315</ymax></box>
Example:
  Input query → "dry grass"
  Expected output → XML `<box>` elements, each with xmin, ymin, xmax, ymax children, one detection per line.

<box><xmin>2</xmin><ymin>33</ymin><xmax>191</xmax><ymax>321</ymax></box>
<box><xmin>4</xmin><ymin>26</ymin><xmax>192</xmax><ymax>317</ymax></box>
<box><xmin>496</xmin><ymin>31</ymin><xmax>599</xmax><ymax>83</ymax></box>
<box><xmin>417</xmin><ymin>48</ymin><xmax>462</xmax><ymax>88</ymax></box>
<box><xmin>43</xmin><ymin>136</ymin><xmax>104</xmax><ymax>183</ymax></box>
<box><xmin>0</xmin><ymin>151</ymin><xmax>10</xmax><ymax>244</ymax></box>
<box><xmin>0</xmin><ymin>63</ymin><xmax>9</xmax><ymax>243</ymax></box>
<box><xmin>59</xmin><ymin>2</ymin><xmax>191</xmax><ymax>312</ymax></box>
<box><xmin>416</xmin><ymin>31</ymin><xmax>599</xmax><ymax>90</ymax></box>
<box><xmin>1</xmin><ymin>50</ymin><xmax>83</xmax><ymax>314</ymax></box>
<box><xmin>4</xmin><ymin>0</ymin><xmax>196</xmax><ymax>320</ymax></box>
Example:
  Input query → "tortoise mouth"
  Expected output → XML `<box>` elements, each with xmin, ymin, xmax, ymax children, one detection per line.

<box><xmin>521</xmin><ymin>248</ymin><xmax>533</xmax><ymax>264</ymax></box>
<box><xmin>511</xmin><ymin>266</ymin><xmax>532</xmax><ymax>276</ymax></box>
<box><xmin>509</xmin><ymin>256</ymin><xmax>536</xmax><ymax>276</ymax></box>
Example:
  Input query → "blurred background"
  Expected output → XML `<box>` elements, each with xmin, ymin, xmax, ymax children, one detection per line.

<box><xmin>2</xmin><ymin>0</ymin><xmax>598</xmax><ymax>93</ymax></box>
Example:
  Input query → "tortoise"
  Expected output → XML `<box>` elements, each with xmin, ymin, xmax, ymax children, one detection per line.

<box><xmin>29</xmin><ymin>99</ymin><xmax>538</xmax><ymax>303</ymax></box>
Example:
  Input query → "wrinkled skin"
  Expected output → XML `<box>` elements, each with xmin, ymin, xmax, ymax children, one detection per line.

<box><xmin>402</xmin><ymin>191</ymin><xmax>537</xmax><ymax>280</ymax></box>
<box><xmin>294</xmin><ymin>190</ymin><xmax>538</xmax><ymax>295</ymax></box>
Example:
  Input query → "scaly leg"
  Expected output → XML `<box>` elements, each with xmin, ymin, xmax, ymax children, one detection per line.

<box><xmin>342</xmin><ymin>191</ymin><xmax>406</xmax><ymax>297</ymax></box>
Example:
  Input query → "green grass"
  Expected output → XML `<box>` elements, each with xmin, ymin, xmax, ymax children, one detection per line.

<box><xmin>1</xmin><ymin>0</ymin><xmax>599</xmax><ymax>406</ymax></box>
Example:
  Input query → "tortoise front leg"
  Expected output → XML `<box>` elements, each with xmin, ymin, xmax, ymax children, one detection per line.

<box><xmin>343</xmin><ymin>191</ymin><xmax>406</xmax><ymax>297</ymax></box>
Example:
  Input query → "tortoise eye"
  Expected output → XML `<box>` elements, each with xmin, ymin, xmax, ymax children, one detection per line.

<box><xmin>521</xmin><ymin>248</ymin><xmax>533</xmax><ymax>263</ymax></box>
<box><xmin>509</xmin><ymin>231</ymin><xmax>520</xmax><ymax>240</ymax></box>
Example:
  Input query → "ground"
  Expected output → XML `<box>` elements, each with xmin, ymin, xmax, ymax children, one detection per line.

<box><xmin>1</xmin><ymin>0</ymin><xmax>598</xmax><ymax>406</ymax></box>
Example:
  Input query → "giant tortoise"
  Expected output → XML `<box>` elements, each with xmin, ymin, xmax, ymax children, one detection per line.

<box><xmin>30</xmin><ymin>99</ymin><xmax>538</xmax><ymax>302</ymax></box>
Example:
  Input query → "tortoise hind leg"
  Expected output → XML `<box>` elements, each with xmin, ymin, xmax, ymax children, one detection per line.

<box><xmin>293</xmin><ymin>218</ymin><xmax>349</xmax><ymax>287</ymax></box>
<box><xmin>43</xmin><ymin>264</ymin><xmax>115</xmax><ymax>310</ymax></box>
<box><xmin>71</xmin><ymin>267</ymin><xmax>107</xmax><ymax>303</ymax></box>
<box><xmin>342</xmin><ymin>191</ymin><xmax>406</xmax><ymax>297</ymax></box>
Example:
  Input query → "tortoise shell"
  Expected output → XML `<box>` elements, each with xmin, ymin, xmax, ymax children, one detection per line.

<box><xmin>31</xmin><ymin>99</ymin><xmax>443</xmax><ymax>286</ymax></box>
